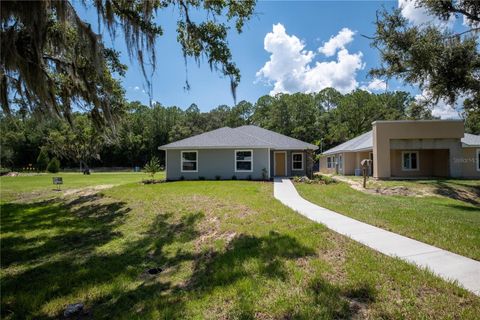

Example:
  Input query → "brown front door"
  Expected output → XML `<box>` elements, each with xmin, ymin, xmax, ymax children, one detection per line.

<box><xmin>275</xmin><ymin>152</ymin><xmax>286</xmax><ymax>176</ymax></box>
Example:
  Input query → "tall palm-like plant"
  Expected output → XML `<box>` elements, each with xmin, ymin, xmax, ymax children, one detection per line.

<box><xmin>144</xmin><ymin>156</ymin><xmax>161</xmax><ymax>179</ymax></box>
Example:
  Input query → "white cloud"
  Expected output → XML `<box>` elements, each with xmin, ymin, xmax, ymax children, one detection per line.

<box><xmin>398</xmin><ymin>0</ymin><xmax>455</xmax><ymax>28</ymax></box>
<box><xmin>256</xmin><ymin>24</ymin><xmax>364</xmax><ymax>95</ymax></box>
<box><xmin>133</xmin><ymin>86</ymin><xmax>140</xmax><ymax>91</ymax></box>
<box><xmin>361</xmin><ymin>78</ymin><xmax>387</xmax><ymax>92</ymax></box>
<box><xmin>415</xmin><ymin>90</ymin><xmax>462</xmax><ymax>119</ymax></box>
<box><xmin>318</xmin><ymin>28</ymin><xmax>355</xmax><ymax>57</ymax></box>
<box><xmin>431</xmin><ymin>102</ymin><xmax>461</xmax><ymax>119</ymax></box>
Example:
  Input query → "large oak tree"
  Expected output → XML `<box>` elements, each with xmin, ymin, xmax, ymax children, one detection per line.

<box><xmin>1</xmin><ymin>0</ymin><xmax>256</xmax><ymax>127</ymax></box>
<box><xmin>370</xmin><ymin>0</ymin><xmax>480</xmax><ymax>131</ymax></box>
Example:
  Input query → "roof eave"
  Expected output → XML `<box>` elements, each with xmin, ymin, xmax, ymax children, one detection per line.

<box><xmin>322</xmin><ymin>147</ymin><xmax>373</xmax><ymax>155</ymax></box>
<box><xmin>159</xmin><ymin>145</ymin><xmax>273</xmax><ymax>150</ymax></box>
<box><xmin>462</xmin><ymin>143</ymin><xmax>480</xmax><ymax>148</ymax></box>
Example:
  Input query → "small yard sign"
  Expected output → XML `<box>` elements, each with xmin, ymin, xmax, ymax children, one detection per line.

<box><xmin>53</xmin><ymin>177</ymin><xmax>63</xmax><ymax>190</ymax></box>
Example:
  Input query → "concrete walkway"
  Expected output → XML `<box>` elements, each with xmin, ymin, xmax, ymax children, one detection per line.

<box><xmin>273</xmin><ymin>178</ymin><xmax>480</xmax><ymax>295</ymax></box>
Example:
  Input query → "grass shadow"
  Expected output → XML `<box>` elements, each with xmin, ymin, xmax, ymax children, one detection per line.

<box><xmin>428</xmin><ymin>180</ymin><xmax>480</xmax><ymax>206</ymax></box>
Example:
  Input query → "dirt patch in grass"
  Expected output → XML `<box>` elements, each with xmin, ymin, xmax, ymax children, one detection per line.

<box><xmin>332</xmin><ymin>176</ymin><xmax>430</xmax><ymax>197</ymax></box>
<box><xmin>63</xmin><ymin>184</ymin><xmax>115</xmax><ymax>197</ymax></box>
<box><xmin>330</xmin><ymin>176</ymin><xmax>480</xmax><ymax>206</ymax></box>
<box><xmin>184</xmin><ymin>195</ymin><xmax>241</xmax><ymax>252</ymax></box>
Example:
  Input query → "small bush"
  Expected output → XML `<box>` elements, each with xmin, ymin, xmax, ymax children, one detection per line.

<box><xmin>215</xmin><ymin>175</ymin><xmax>221</xmax><ymax>180</ymax></box>
<box><xmin>232</xmin><ymin>175</ymin><xmax>237</xmax><ymax>180</ymax></box>
<box><xmin>0</xmin><ymin>167</ymin><xmax>11</xmax><ymax>176</ymax></box>
<box><xmin>142</xmin><ymin>179</ymin><xmax>166</xmax><ymax>184</ymax></box>
<box><xmin>262</xmin><ymin>168</ymin><xmax>268</xmax><ymax>180</ymax></box>
<box><xmin>47</xmin><ymin>158</ymin><xmax>60</xmax><ymax>173</ymax></box>
<box><xmin>199</xmin><ymin>176</ymin><xmax>205</xmax><ymax>180</ymax></box>
<box><xmin>144</xmin><ymin>156</ymin><xmax>161</xmax><ymax>179</ymax></box>
<box><xmin>36</xmin><ymin>149</ymin><xmax>49</xmax><ymax>172</ymax></box>
<box><xmin>319</xmin><ymin>175</ymin><xmax>335</xmax><ymax>184</ymax></box>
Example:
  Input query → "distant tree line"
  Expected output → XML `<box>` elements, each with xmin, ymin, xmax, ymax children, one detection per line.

<box><xmin>2</xmin><ymin>87</ymin><xmax>477</xmax><ymax>171</ymax></box>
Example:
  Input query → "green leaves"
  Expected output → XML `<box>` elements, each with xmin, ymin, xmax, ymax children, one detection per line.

<box><xmin>370</xmin><ymin>2</ymin><xmax>480</xmax><ymax>111</ymax></box>
<box><xmin>144</xmin><ymin>156</ymin><xmax>161</xmax><ymax>178</ymax></box>
<box><xmin>1</xmin><ymin>0</ymin><xmax>256</xmax><ymax>126</ymax></box>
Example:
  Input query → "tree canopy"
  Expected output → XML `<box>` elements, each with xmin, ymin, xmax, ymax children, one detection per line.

<box><xmin>0</xmin><ymin>88</ymin><xmax>447</xmax><ymax>170</ymax></box>
<box><xmin>0</xmin><ymin>0</ymin><xmax>256</xmax><ymax>126</ymax></box>
<box><xmin>370</xmin><ymin>0</ymin><xmax>480</xmax><ymax>112</ymax></box>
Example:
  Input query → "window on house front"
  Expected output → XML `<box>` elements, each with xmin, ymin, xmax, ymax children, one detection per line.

<box><xmin>181</xmin><ymin>151</ymin><xmax>198</xmax><ymax>172</ymax></box>
<box><xmin>402</xmin><ymin>151</ymin><xmax>419</xmax><ymax>171</ymax></box>
<box><xmin>292</xmin><ymin>153</ymin><xmax>303</xmax><ymax>170</ymax></box>
<box><xmin>327</xmin><ymin>156</ymin><xmax>334</xmax><ymax>169</ymax></box>
<box><xmin>235</xmin><ymin>150</ymin><xmax>253</xmax><ymax>172</ymax></box>
<box><xmin>338</xmin><ymin>155</ymin><xmax>343</xmax><ymax>170</ymax></box>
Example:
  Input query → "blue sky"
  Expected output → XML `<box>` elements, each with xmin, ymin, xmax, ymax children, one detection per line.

<box><xmin>75</xmin><ymin>1</ymin><xmax>468</xmax><ymax>117</ymax></box>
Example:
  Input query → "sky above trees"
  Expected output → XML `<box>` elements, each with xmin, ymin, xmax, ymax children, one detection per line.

<box><xmin>74</xmin><ymin>1</ymin><xmax>473</xmax><ymax>118</ymax></box>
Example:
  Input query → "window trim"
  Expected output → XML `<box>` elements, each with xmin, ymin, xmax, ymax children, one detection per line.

<box><xmin>291</xmin><ymin>152</ymin><xmax>304</xmax><ymax>171</ymax></box>
<box><xmin>181</xmin><ymin>150</ymin><xmax>198</xmax><ymax>173</ymax></box>
<box><xmin>338</xmin><ymin>154</ymin><xmax>343</xmax><ymax>170</ymax></box>
<box><xmin>401</xmin><ymin>151</ymin><xmax>420</xmax><ymax>171</ymax></box>
<box><xmin>476</xmin><ymin>149</ymin><xmax>480</xmax><ymax>172</ymax></box>
<box><xmin>327</xmin><ymin>156</ymin><xmax>335</xmax><ymax>169</ymax></box>
<box><xmin>234</xmin><ymin>149</ymin><xmax>253</xmax><ymax>173</ymax></box>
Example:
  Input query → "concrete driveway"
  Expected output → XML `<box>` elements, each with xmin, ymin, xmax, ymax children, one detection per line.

<box><xmin>274</xmin><ymin>178</ymin><xmax>480</xmax><ymax>295</ymax></box>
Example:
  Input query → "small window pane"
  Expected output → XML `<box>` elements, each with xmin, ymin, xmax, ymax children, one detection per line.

<box><xmin>182</xmin><ymin>162</ymin><xmax>197</xmax><ymax>171</ymax></box>
<box><xmin>293</xmin><ymin>162</ymin><xmax>302</xmax><ymax>170</ymax></box>
<box><xmin>236</xmin><ymin>161</ymin><xmax>251</xmax><ymax>171</ymax></box>
<box><xmin>236</xmin><ymin>151</ymin><xmax>252</xmax><ymax>161</ymax></box>
<box><xmin>183</xmin><ymin>152</ymin><xmax>197</xmax><ymax>161</ymax></box>
<box><xmin>403</xmin><ymin>153</ymin><xmax>410</xmax><ymax>169</ymax></box>
<box><xmin>410</xmin><ymin>153</ymin><xmax>417</xmax><ymax>169</ymax></box>
<box><xmin>293</xmin><ymin>154</ymin><xmax>302</xmax><ymax>162</ymax></box>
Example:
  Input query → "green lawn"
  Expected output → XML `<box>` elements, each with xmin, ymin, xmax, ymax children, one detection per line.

<box><xmin>296</xmin><ymin>180</ymin><xmax>480</xmax><ymax>261</ymax></box>
<box><xmin>343</xmin><ymin>176</ymin><xmax>480</xmax><ymax>205</ymax></box>
<box><xmin>1</xmin><ymin>175</ymin><xmax>479</xmax><ymax>319</ymax></box>
<box><xmin>0</xmin><ymin>172</ymin><xmax>158</xmax><ymax>202</ymax></box>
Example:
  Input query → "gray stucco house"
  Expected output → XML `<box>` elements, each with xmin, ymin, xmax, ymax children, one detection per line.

<box><xmin>159</xmin><ymin>125</ymin><xmax>318</xmax><ymax>180</ymax></box>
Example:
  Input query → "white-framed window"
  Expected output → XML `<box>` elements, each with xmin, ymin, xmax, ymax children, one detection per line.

<box><xmin>181</xmin><ymin>151</ymin><xmax>198</xmax><ymax>172</ymax></box>
<box><xmin>402</xmin><ymin>151</ymin><xmax>419</xmax><ymax>171</ymax></box>
<box><xmin>338</xmin><ymin>154</ymin><xmax>343</xmax><ymax>170</ymax></box>
<box><xmin>292</xmin><ymin>152</ymin><xmax>304</xmax><ymax>171</ymax></box>
<box><xmin>235</xmin><ymin>150</ymin><xmax>253</xmax><ymax>172</ymax></box>
<box><xmin>327</xmin><ymin>156</ymin><xmax>334</xmax><ymax>169</ymax></box>
<box><xmin>476</xmin><ymin>149</ymin><xmax>480</xmax><ymax>172</ymax></box>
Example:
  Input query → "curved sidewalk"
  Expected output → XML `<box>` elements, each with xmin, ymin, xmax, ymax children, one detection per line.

<box><xmin>273</xmin><ymin>178</ymin><xmax>480</xmax><ymax>295</ymax></box>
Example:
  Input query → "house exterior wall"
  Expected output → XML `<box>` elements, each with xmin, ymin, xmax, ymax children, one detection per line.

<box><xmin>166</xmin><ymin>148</ymin><xmax>269</xmax><ymax>180</ymax></box>
<box><xmin>269</xmin><ymin>150</ymin><xmax>307</xmax><ymax>177</ymax></box>
<box><xmin>461</xmin><ymin>147</ymin><xmax>480</xmax><ymax>178</ymax></box>
<box><xmin>355</xmin><ymin>151</ymin><xmax>371</xmax><ymax>173</ymax></box>
<box><xmin>343</xmin><ymin>152</ymin><xmax>356</xmax><ymax>175</ymax></box>
<box><xmin>320</xmin><ymin>151</ymin><xmax>371</xmax><ymax>176</ymax></box>
<box><xmin>319</xmin><ymin>155</ymin><xmax>337</xmax><ymax>174</ymax></box>
<box><xmin>373</xmin><ymin>120</ymin><xmax>465</xmax><ymax>178</ymax></box>
<box><xmin>390</xmin><ymin>149</ymin><xmax>449</xmax><ymax>177</ymax></box>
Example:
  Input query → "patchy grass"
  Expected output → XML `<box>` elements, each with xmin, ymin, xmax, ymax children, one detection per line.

<box><xmin>0</xmin><ymin>172</ymin><xmax>158</xmax><ymax>202</ymax></box>
<box><xmin>341</xmin><ymin>176</ymin><xmax>480</xmax><ymax>205</ymax></box>
<box><xmin>296</xmin><ymin>181</ymin><xmax>480</xmax><ymax>261</ymax></box>
<box><xmin>1</xmin><ymin>176</ymin><xmax>479</xmax><ymax>319</ymax></box>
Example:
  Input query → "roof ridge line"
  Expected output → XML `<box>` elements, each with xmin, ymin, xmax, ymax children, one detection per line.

<box><xmin>233</xmin><ymin>126</ymin><xmax>276</xmax><ymax>147</ymax></box>
<box><xmin>237</xmin><ymin>125</ymin><xmax>318</xmax><ymax>149</ymax></box>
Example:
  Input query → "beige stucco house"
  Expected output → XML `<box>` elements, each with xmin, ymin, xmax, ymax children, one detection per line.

<box><xmin>320</xmin><ymin>120</ymin><xmax>480</xmax><ymax>179</ymax></box>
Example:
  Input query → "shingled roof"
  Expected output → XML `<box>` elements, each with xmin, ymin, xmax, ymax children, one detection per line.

<box><xmin>322</xmin><ymin>130</ymin><xmax>480</xmax><ymax>155</ymax></box>
<box><xmin>322</xmin><ymin>131</ymin><xmax>373</xmax><ymax>155</ymax></box>
<box><xmin>159</xmin><ymin>125</ymin><xmax>318</xmax><ymax>150</ymax></box>
<box><xmin>462</xmin><ymin>133</ymin><xmax>480</xmax><ymax>147</ymax></box>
